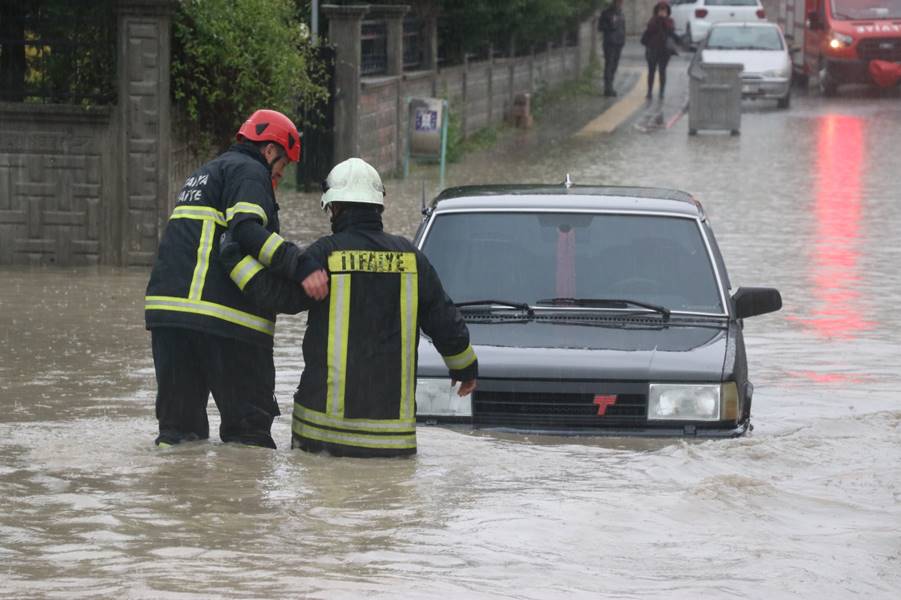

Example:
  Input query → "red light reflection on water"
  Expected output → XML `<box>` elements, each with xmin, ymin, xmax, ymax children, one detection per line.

<box><xmin>799</xmin><ymin>114</ymin><xmax>873</xmax><ymax>339</ymax></box>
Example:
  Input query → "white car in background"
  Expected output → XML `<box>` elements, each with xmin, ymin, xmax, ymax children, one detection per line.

<box><xmin>700</xmin><ymin>22</ymin><xmax>793</xmax><ymax>108</ymax></box>
<box><xmin>672</xmin><ymin>0</ymin><xmax>767</xmax><ymax>47</ymax></box>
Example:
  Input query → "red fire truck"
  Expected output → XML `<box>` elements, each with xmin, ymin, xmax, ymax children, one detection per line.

<box><xmin>779</xmin><ymin>0</ymin><xmax>901</xmax><ymax>94</ymax></box>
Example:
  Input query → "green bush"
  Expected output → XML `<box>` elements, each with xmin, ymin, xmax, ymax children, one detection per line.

<box><xmin>171</xmin><ymin>0</ymin><xmax>327</xmax><ymax>155</ymax></box>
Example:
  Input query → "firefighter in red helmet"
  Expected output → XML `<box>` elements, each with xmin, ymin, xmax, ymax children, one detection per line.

<box><xmin>145</xmin><ymin>109</ymin><xmax>328</xmax><ymax>449</ymax></box>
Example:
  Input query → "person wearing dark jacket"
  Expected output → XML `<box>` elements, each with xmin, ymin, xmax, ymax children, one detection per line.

<box><xmin>599</xmin><ymin>0</ymin><xmax>626</xmax><ymax>97</ymax></box>
<box><xmin>641</xmin><ymin>1</ymin><xmax>678</xmax><ymax>100</ymax></box>
<box><xmin>145</xmin><ymin>109</ymin><xmax>328</xmax><ymax>449</ymax></box>
<box><xmin>219</xmin><ymin>157</ymin><xmax>478</xmax><ymax>457</ymax></box>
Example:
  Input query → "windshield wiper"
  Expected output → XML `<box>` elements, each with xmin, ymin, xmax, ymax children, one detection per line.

<box><xmin>535</xmin><ymin>297</ymin><xmax>670</xmax><ymax>321</ymax></box>
<box><xmin>455</xmin><ymin>299</ymin><xmax>534</xmax><ymax>317</ymax></box>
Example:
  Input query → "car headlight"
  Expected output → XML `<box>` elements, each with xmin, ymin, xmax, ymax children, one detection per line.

<box><xmin>762</xmin><ymin>69</ymin><xmax>788</xmax><ymax>78</ymax></box>
<box><xmin>648</xmin><ymin>383</ymin><xmax>740</xmax><ymax>421</ymax></box>
<box><xmin>828</xmin><ymin>32</ymin><xmax>853</xmax><ymax>49</ymax></box>
<box><xmin>415</xmin><ymin>378</ymin><xmax>472</xmax><ymax>417</ymax></box>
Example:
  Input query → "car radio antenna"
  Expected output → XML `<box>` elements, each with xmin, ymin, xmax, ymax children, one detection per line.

<box><xmin>563</xmin><ymin>173</ymin><xmax>573</xmax><ymax>189</ymax></box>
<box><xmin>420</xmin><ymin>180</ymin><xmax>428</xmax><ymax>215</ymax></box>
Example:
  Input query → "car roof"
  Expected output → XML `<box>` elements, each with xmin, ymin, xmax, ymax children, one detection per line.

<box><xmin>431</xmin><ymin>184</ymin><xmax>706</xmax><ymax>218</ymax></box>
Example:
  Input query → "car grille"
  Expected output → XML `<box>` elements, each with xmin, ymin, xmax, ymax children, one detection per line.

<box><xmin>857</xmin><ymin>37</ymin><xmax>901</xmax><ymax>61</ymax></box>
<box><xmin>472</xmin><ymin>390</ymin><xmax>647</xmax><ymax>428</ymax></box>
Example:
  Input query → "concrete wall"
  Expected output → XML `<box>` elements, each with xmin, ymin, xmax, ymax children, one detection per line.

<box><xmin>0</xmin><ymin>104</ymin><xmax>113</xmax><ymax>265</ymax></box>
<box><xmin>358</xmin><ymin>18</ymin><xmax>596</xmax><ymax>176</ymax></box>
<box><xmin>0</xmin><ymin>0</ymin><xmax>171</xmax><ymax>267</ymax></box>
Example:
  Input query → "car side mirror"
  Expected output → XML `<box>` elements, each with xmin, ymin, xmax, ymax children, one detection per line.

<box><xmin>807</xmin><ymin>11</ymin><xmax>821</xmax><ymax>30</ymax></box>
<box><xmin>732</xmin><ymin>287</ymin><xmax>782</xmax><ymax>319</ymax></box>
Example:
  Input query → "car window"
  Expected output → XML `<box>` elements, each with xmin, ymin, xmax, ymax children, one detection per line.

<box><xmin>421</xmin><ymin>212</ymin><xmax>724</xmax><ymax>314</ymax></box>
<box><xmin>832</xmin><ymin>0</ymin><xmax>901</xmax><ymax>20</ymax></box>
<box><xmin>706</xmin><ymin>26</ymin><xmax>784</xmax><ymax>50</ymax></box>
<box><xmin>705</xmin><ymin>0</ymin><xmax>759</xmax><ymax>5</ymax></box>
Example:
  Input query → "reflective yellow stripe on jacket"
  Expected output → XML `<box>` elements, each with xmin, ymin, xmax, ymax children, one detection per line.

<box><xmin>226</xmin><ymin>202</ymin><xmax>268</xmax><ymax>226</ymax></box>
<box><xmin>229</xmin><ymin>256</ymin><xmax>265</xmax><ymax>291</ymax></box>
<box><xmin>292</xmin><ymin>420</ymin><xmax>417</xmax><ymax>450</ymax></box>
<box><xmin>170</xmin><ymin>205</ymin><xmax>227</xmax><ymax>226</ymax></box>
<box><xmin>258</xmin><ymin>232</ymin><xmax>285</xmax><ymax>266</ymax></box>
<box><xmin>443</xmin><ymin>345</ymin><xmax>477</xmax><ymax>371</ymax></box>
<box><xmin>295</xmin><ymin>250</ymin><xmax>419</xmax><ymax>450</ymax></box>
<box><xmin>145</xmin><ymin>296</ymin><xmax>275</xmax><ymax>336</ymax></box>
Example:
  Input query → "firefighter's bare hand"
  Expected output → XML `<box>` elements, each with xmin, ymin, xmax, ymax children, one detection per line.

<box><xmin>301</xmin><ymin>269</ymin><xmax>329</xmax><ymax>300</ymax></box>
<box><xmin>453</xmin><ymin>379</ymin><xmax>477</xmax><ymax>397</ymax></box>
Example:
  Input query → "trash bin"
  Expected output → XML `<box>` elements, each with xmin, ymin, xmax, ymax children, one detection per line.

<box><xmin>688</xmin><ymin>61</ymin><xmax>742</xmax><ymax>135</ymax></box>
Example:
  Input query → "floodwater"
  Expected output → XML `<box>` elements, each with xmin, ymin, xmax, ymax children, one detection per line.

<box><xmin>2</xmin><ymin>56</ymin><xmax>900</xmax><ymax>597</ymax></box>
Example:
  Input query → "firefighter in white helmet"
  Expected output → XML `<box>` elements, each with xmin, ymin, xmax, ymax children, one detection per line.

<box><xmin>220</xmin><ymin>157</ymin><xmax>478</xmax><ymax>456</ymax></box>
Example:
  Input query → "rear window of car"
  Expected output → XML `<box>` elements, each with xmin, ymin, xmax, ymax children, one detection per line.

<box><xmin>421</xmin><ymin>211</ymin><xmax>725</xmax><ymax>314</ymax></box>
<box><xmin>705</xmin><ymin>0</ymin><xmax>759</xmax><ymax>5</ymax></box>
<box><xmin>707</xmin><ymin>26</ymin><xmax>784</xmax><ymax>50</ymax></box>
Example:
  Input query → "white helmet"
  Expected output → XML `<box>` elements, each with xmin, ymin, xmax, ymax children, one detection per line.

<box><xmin>320</xmin><ymin>157</ymin><xmax>385</xmax><ymax>211</ymax></box>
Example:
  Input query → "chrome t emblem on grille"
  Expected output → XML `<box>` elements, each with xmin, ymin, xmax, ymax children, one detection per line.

<box><xmin>593</xmin><ymin>394</ymin><xmax>618</xmax><ymax>416</ymax></box>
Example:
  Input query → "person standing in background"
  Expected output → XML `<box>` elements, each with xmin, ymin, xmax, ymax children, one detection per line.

<box><xmin>640</xmin><ymin>1</ymin><xmax>677</xmax><ymax>100</ymax></box>
<box><xmin>599</xmin><ymin>0</ymin><xmax>627</xmax><ymax>97</ymax></box>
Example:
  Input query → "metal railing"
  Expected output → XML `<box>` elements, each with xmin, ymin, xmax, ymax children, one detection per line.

<box><xmin>403</xmin><ymin>17</ymin><xmax>422</xmax><ymax>70</ymax></box>
<box><xmin>0</xmin><ymin>0</ymin><xmax>116</xmax><ymax>104</ymax></box>
<box><xmin>361</xmin><ymin>19</ymin><xmax>387</xmax><ymax>76</ymax></box>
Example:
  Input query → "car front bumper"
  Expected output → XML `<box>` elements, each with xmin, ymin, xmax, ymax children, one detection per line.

<box><xmin>417</xmin><ymin>417</ymin><xmax>751</xmax><ymax>438</ymax></box>
<box><xmin>740</xmin><ymin>77</ymin><xmax>791</xmax><ymax>99</ymax></box>
<box><xmin>824</xmin><ymin>56</ymin><xmax>875</xmax><ymax>85</ymax></box>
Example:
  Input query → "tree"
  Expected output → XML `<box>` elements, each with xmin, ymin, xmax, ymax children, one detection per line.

<box><xmin>171</xmin><ymin>0</ymin><xmax>327</xmax><ymax>154</ymax></box>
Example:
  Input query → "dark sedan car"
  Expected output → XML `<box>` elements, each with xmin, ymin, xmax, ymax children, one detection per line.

<box><xmin>413</xmin><ymin>184</ymin><xmax>781</xmax><ymax>437</ymax></box>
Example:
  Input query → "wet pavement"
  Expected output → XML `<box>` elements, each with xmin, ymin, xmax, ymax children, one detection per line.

<box><xmin>2</xmin><ymin>39</ymin><xmax>900</xmax><ymax>599</ymax></box>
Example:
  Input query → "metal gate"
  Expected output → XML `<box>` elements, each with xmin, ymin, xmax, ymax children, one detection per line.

<box><xmin>296</xmin><ymin>44</ymin><xmax>336</xmax><ymax>191</ymax></box>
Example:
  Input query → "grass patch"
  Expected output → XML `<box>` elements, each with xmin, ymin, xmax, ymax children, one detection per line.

<box><xmin>532</xmin><ymin>61</ymin><xmax>602</xmax><ymax>119</ymax></box>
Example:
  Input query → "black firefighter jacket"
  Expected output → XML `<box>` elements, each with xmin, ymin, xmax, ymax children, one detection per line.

<box><xmin>145</xmin><ymin>144</ymin><xmax>317</xmax><ymax>349</ymax></box>
<box><xmin>220</xmin><ymin>207</ymin><xmax>478</xmax><ymax>456</ymax></box>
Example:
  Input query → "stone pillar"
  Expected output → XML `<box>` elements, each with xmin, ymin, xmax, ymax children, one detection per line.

<box><xmin>116</xmin><ymin>0</ymin><xmax>172</xmax><ymax>267</ymax></box>
<box><xmin>323</xmin><ymin>4</ymin><xmax>368</xmax><ymax>164</ymax></box>
<box><xmin>422</xmin><ymin>15</ymin><xmax>438</xmax><ymax>71</ymax></box>
<box><xmin>370</xmin><ymin>5</ymin><xmax>409</xmax><ymax>76</ymax></box>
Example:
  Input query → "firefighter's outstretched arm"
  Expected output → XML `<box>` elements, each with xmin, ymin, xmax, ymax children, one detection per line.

<box><xmin>223</xmin><ymin>172</ymin><xmax>322</xmax><ymax>288</ymax></box>
<box><xmin>219</xmin><ymin>232</ymin><xmax>325</xmax><ymax>314</ymax></box>
<box><xmin>417</xmin><ymin>256</ymin><xmax>478</xmax><ymax>392</ymax></box>
<box><xmin>230</xmin><ymin>218</ymin><xmax>323</xmax><ymax>287</ymax></box>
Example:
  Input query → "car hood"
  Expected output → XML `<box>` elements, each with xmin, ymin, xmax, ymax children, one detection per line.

<box><xmin>418</xmin><ymin>319</ymin><xmax>728</xmax><ymax>381</ymax></box>
<box><xmin>701</xmin><ymin>50</ymin><xmax>789</xmax><ymax>75</ymax></box>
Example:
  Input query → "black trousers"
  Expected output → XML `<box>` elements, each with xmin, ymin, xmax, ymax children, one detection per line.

<box><xmin>151</xmin><ymin>327</ymin><xmax>279</xmax><ymax>448</ymax></box>
<box><xmin>603</xmin><ymin>43</ymin><xmax>623</xmax><ymax>92</ymax></box>
<box><xmin>646</xmin><ymin>49</ymin><xmax>671</xmax><ymax>98</ymax></box>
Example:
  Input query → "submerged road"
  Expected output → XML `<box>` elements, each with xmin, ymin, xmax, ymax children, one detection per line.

<box><xmin>1</xmin><ymin>43</ymin><xmax>900</xmax><ymax>598</ymax></box>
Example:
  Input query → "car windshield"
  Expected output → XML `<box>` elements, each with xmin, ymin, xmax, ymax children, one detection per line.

<box><xmin>832</xmin><ymin>0</ymin><xmax>901</xmax><ymax>19</ymax></box>
<box><xmin>420</xmin><ymin>212</ymin><xmax>725</xmax><ymax>314</ymax></box>
<box><xmin>706</xmin><ymin>26</ymin><xmax>784</xmax><ymax>50</ymax></box>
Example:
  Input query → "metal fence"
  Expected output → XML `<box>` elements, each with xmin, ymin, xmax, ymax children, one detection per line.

<box><xmin>361</xmin><ymin>19</ymin><xmax>387</xmax><ymax>76</ymax></box>
<box><xmin>361</xmin><ymin>16</ymin><xmax>423</xmax><ymax>75</ymax></box>
<box><xmin>0</xmin><ymin>0</ymin><xmax>116</xmax><ymax>104</ymax></box>
<box><xmin>403</xmin><ymin>16</ymin><xmax>421</xmax><ymax>70</ymax></box>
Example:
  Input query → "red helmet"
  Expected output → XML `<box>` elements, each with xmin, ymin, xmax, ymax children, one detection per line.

<box><xmin>236</xmin><ymin>109</ymin><xmax>301</xmax><ymax>163</ymax></box>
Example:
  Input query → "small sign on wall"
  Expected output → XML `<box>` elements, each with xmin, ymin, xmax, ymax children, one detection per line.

<box><xmin>404</xmin><ymin>97</ymin><xmax>449</xmax><ymax>190</ymax></box>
